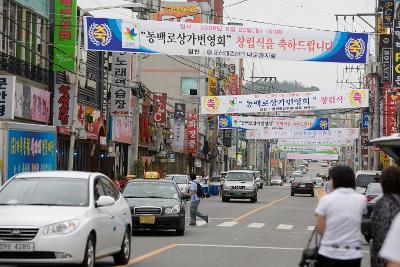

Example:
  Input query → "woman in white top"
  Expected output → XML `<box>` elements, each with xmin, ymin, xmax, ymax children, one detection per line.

<box><xmin>315</xmin><ymin>165</ymin><xmax>367</xmax><ymax>267</ymax></box>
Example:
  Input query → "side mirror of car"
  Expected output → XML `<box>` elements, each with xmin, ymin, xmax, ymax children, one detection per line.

<box><xmin>96</xmin><ymin>196</ymin><xmax>115</xmax><ymax>207</ymax></box>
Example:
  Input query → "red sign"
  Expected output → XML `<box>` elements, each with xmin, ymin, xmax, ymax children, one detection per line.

<box><xmin>54</xmin><ymin>84</ymin><xmax>74</xmax><ymax>127</ymax></box>
<box><xmin>383</xmin><ymin>82</ymin><xmax>399</xmax><ymax>136</ymax></box>
<box><xmin>152</xmin><ymin>93</ymin><xmax>167</xmax><ymax>126</ymax></box>
<box><xmin>185</xmin><ymin>113</ymin><xmax>198</xmax><ymax>154</ymax></box>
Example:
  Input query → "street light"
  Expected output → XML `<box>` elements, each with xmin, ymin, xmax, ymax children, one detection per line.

<box><xmin>67</xmin><ymin>2</ymin><xmax>146</xmax><ymax>170</ymax></box>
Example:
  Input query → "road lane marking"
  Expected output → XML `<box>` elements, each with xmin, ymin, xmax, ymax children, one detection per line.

<box><xmin>118</xmin><ymin>243</ymin><xmax>177</xmax><ymax>267</ymax></box>
<box><xmin>217</xmin><ymin>222</ymin><xmax>239</xmax><ymax>227</ymax></box>
<box><xmin>307</xmin><ymin>226</ymin><xmax>315</xmax><ymax>231</ymax></box>
<box><xmin>276</xmin><ymin>224</ymin><xmax>293</xmax><ymax>230</ymax></box>
<box><xmin>185</xmin><ymin>217</ymin><xmax>234</xmax><ymax>220</ymax></box>
<box><xmin>196</xmin><ymin>221</ymin><xmax>207</xmax><ymax>226</ymax></box>
<box><xmin>232</xmin><ymin>195</ymin><xmax>289</xmax><ymax>222</ymax></box>
<box><xmin>247</xmin><ymin>223</ymin><xmax>265</xmax><ymax>229</ymax></box>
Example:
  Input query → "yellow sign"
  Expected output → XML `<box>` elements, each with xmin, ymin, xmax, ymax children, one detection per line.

<box><xmin>145</xmin><ymin>172</ymin><xmax>159</xmax><ymax>179</ymax></box>
<box><xmin>378</xmin><ymin>16</ymin><xmax>389</xmax><ymax>34</ymax></box>
<box><xmin>203</xmin><ymin>96</ymin><xmax>220</xmax><ymax>113</ymax></box>
<box><xmin>380</xmin><ymin>152</ymin><xmax>390</xmax><ymax>168</ymax></box>
<box><xmin>207</xmin><ymin>70</ymin><xmax>218</xmax><ymax>96</ymax></box>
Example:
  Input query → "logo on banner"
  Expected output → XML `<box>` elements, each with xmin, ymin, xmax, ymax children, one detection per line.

<box><xmin>226</xmin><ymin>97</ymin><xmax>238</xmax><ymax>112</ymax></box>
<box><xmin>219</xmin><ymin>117</ymin><xmax>229</xmax><ymax>128</ymax></box>
<box><xmin>349</xmin><ymin>89</ymin><xmax>367</xmax><ymax>107</ymax></box>
<box><xmin>203</xmin><ymin>96</ymin><xmax>220</xmax><ymax>113</ymax></box>
<box><xmin>345</xmin><ymin>38</ymin><xmax>366</xmax><ymax>60</ymax></box>
<box><xmin>88</xmin><ymin>23</ymin><xmax>112</xmax><ymax>47</ymax></box>
<box><xmin>122</xmin><ymin>22</ymin><xmax>140</xmax><ymax>49</ymax></box>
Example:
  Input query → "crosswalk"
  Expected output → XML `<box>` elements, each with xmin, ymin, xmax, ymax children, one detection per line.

<box><xmin>192</xmin><ymin>220</ymin><xmax>315</xmax><ymax>231</ymax></box>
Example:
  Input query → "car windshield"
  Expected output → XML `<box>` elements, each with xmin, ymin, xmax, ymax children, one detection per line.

<box><xmin>366</xmin><ymin>183</ymin><xmax>382</xmax><ymax>195</ymax></box>
<box><xmin>165</xmin><ymin>175</ymin><xmax>187</xmax><ymax>184</ymax></box>
<box><xmin>356</xmin><ymin>174</ymin><xmax>380</xmax><ymax>187</ymax></box>
<box><xmin>292</xmin><ymin>174</ymin><xmax>301</xmax><ymax>178</ymax></box>
<box><xmin>123</xmin><ymin>182</ymin><xmax>179</xmax><ymax>199</ymax></box>
<box><xmin>0</xmin><ymin>178</ymin><xmax>89</xmax><ymax>206</ymax></box>
<box><xmin>272</xmin><ymin>177</ymin><xmax>281</xmax><ymax>181</ymax></box>
<box><xmin>226</xmin><ymin>172</ymin><xmax>254</xmax><ymax>181</ymax></box>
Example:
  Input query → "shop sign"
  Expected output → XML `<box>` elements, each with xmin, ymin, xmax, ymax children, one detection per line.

<box><xmin>201</xmin><ymin>88</ymin><xmax>368</xmax><ymax>114</ymax></box>
<box><xmin>392</xmin><ymin>20</ymin><xmax>400</xmax><ymax>88</ymax></box>
<box><xmin>383</xmin><ymin>0</ymin><xmax>395</xmax><ymax>27</ymax></box>
<box><xmin>380</xmin><ymin>34</ymin><xmax>392</xmax><ymax>82</ymax></box>
<box><xmin>111</xmin><ymin>115</ymin><xmax>132</xmax><ymax>144</ymax></box>
<box><xmin>54</xmin><ymin>84</ymin><xmax>75</xmax><ymax>127</ymax></box>
<box><xmin>152</xmin><ymin>93</ymin><xmax>167</xmax><ymax>126</ymax></box>
<box><xmin>84</xmin><ymin>17</ymin><xmax>369</xmax><ymax>63</ymax></box>
<box><xmin>15</xmin><ymin>84</ymin><xmax>50</xmax><ymax>123</ymax></box>
<box><xmin>8</xmin><ymin>129</ymin><xmax>56</xmax><ymax>179</ymax></box>
<box><xmin>223</xmin><ymin>129</ymin><xmax>232</xmax><ymax>147</ymax></box>
<box><xmin>383</xmin><ymin>82</ymin><xmax>399</xmax><ymax>136</ymax></box>
<box><xmin>362</xmin><ymin>111</ymin><xmax>369</xmax><ymax>128</ymax></box>
<box><xmin>110</xmin><ymin>52</ymin><xmax>131</xmax><ymax>114</ymax></box>
<box><xmin>185</xmin><ymin>113</ymin><xmax>198</xmax><ymax>154</ymax></box>
<box><xmin>54</xmin><ymin>0</ymin><xmax>76</xmax><ymax>71</ymax></box>
<box><xmin>207</xmin><ymin>70</ymin><xmax>218</xmax><ymax>96</ymax></box>
<box><xmin>172</xmin><ymin>103</ymin><xmax>185</xmax><ymax>152</ymax></box>
<box><xmin>0</xmin><ymin>76</ymin><xmax>15</xmax><ymax>120</ymax></box>
<box><xmin>154</xmin><ymin>5</ymin><xmax>202</xmax><ymax>23</ymax></box>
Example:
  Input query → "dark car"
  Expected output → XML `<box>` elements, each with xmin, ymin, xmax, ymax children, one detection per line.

<box><xmin>123</xmin><ymin>179</ymin><xmax>189</xmax><ymax>236</ymax></box>
<box><xmin>291</xmin><ymin>177</ymin><xmax>314</xmax><ymax>197</ymax></box>
<box><xmin>361</xmin><ymin>193</ymin><xmax>383</xmax><ymax>243</ymax></box>
<box><xmin>365</xmin><ymin>183</ymin><xmax>383</xmax><ymax>203</ymax></box>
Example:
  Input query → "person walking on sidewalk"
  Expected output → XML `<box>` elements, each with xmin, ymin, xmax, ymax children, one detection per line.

<box><xmin>189</xmin><ymin>173</ymin><xmax>208</xmax><ymax>226</ymax></box>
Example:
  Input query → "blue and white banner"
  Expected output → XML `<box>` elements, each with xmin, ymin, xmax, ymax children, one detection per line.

<box><xmin>218</xmin><ymin>115</ymin><xmax>329</xmax><ymax>130</ymax></box>
<box><xmin>84</xmin><ymin>17</ymin><xmax>369</xmax><ymax>63</ymax></box>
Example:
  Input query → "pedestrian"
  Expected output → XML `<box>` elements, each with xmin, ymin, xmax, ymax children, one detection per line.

<box><xmin>189</xmin><ymin>172</ymin><xmax>208</xmax><ymax>226</ymax></box>
<box><xmin>379</xmin><ymin>212</ymin><xmax>400</xmax><ymax>267</ymax></box>
<box><xmin>315</xmin><ymin>165</ymin><xmax>366</xmax><ymax>267</ymax></box>
<box><xmin>324</xmin><ymin>176</ymin><xmax>331</xmax><ymax>194</ymax></box>
<box><xmin>371</xmin><ymin>167</ymin><xmax>400</xmax><ymax>267</ymax></box>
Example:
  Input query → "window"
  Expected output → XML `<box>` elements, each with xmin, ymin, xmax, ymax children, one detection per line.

<box><xmin>181</xmin><ymin>78</ymin><xmax>199</xmax><ymax>95</ymax></box>
<box><xmin>25</xmin><ymin>11</ymin><xmax>32</xmax><ymax>63</ymax></box>
<box><xmin>16</xmin><ymin>5</ymin><xmax>22</xmax><ymax>59</ymax></box>
<box><xmin>100</xmin><ymin>177</ymin><xmax>119</xmax><ymax>201</ymax></box>
<box><xmin>94</xmin><ymin>178</ymin><xmax>105</xmax><ymax>201</ymax></box>
<box><xmin>8</xmin><ymin>1</ymin><xmax>16</xmax><ymax>56</ymax></box>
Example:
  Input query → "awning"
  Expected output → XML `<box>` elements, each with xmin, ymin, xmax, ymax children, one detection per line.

<box><xmin>371</xmin><ymin>134</ymin><xmax>400</xmax><ymax>164</ymax></box>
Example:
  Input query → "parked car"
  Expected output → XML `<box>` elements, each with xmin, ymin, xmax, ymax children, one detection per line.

<box><xmin>361</xmin><ymin>193</ymin><xmax>384</xmax><ymax>243</ymax></box>
<box><xmin>0</xmin><ymin>171</ymin><xmax>132</xmax><ymax>267</ymax></box>
<box><xmin>291</xmin><ymin>177</ymin><xmax>314</xmax><ymax>197</ymax></box>
<box><xmin>355</xmin><ymin>170</ymin><xmax>381</xmax><ymax>194</ymax></box>
<box><xmin>270</xmin><ymin>176</ymin><xmax>283</xmax><ymax>186</ymax></box>
<box><xmin>123</xmin><ymin>179</ymin><xmax>188</xmax><ymax>236</ymax></box>
<box><xmin>164</xmin><ymin>174</ymin><xmax>189</xmax><ymax>194</ymax></box>
<box><xmin>365</xmin><ymin>183</ymin><xmax>383</xmax><ymax>203</ymax></box>
<box><xmin>253</xmin><ymin>171</ymin><xmax>264</xmax><ymax>189</ymax></box>
<box><xmin>221</xmin><ymin>170</ymin><xmax>258</xmax><ymax>203</ymax></box>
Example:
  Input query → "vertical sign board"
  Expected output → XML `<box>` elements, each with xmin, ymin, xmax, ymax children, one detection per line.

<box><xmin>54</xmin><ymin>84</ymin><xmax>75</xmax><ymax>127</ymax></box>
<box><xmin>383</xmin><ymin>0</ymin><xmax>395</xmax><ymax>27</ymax></box>
<box><xmin>54</xmin><ymin>0</ymin><xmax>77</xmax><ymax>71</ymax></box>
<box><xmin>361</xmin><ymin>111</ymin><xmax>369</xmax><ymax>128</ymax></box>
<box><xmin>380</xmin><ymin>34</ymin><xmax>392</xmax><ymax>82</ymax></box>
<box><xmin>186</xmin><ymin>114</ymin><xmax>198</xmax><ymax>154</ymax></box>
<box><xmin>392</xmin><ymin>20</ymin><xmax>400</xmax><ymax>88</ymax></box>
<box><xmin>111</xmin><ymin>52</ymin><xmax>131</xmax><ymax>114</ymax></box>
<box><xmin>152</xmin><ymin>93</ymin><xmax>167</xmax><ymax>126</ymax></box>
<box><xmin>172</xmin><ymin>103</ymin><xmax>186</xmax><ymax>152</ymax></box>
<box><xmin>0</xmin><ymin>76</ymin><xmax>15</xmax><ymax>120</ymax></box>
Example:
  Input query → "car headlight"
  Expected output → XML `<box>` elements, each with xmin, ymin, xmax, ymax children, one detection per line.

<box><xmin>43</xmin><ymin>220</ymin><xmax>79</xmax><ymax>235</ymax></box>
<box><xmin>165</xmin><ymin>205</ymin><xmax>180</xmax><ymax>215</ymax></box>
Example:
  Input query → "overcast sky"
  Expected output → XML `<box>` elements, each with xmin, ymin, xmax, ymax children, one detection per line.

<box><xmin>79</xmin><ymin>0</ymin><xmax>376</xmax><ymax>92</ymax></box>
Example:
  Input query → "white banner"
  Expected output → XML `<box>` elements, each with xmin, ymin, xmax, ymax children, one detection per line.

<box><xmin>201</xmin><ymin>89</ymin><xmax>368</xmax><ymax>114</ymax></box>
<box><xmin>110</xmin><ymin>52</ymin><xmax>131</xmax><ymax>114</ymax></box>
<box><xmin>54</xmin><ymin>84</ymin><xmax>75</xmax><ymax>127</ymax></box>
<box><xmin>246</xmin><ymin>128</ymin><xmax>360</xmax><ymax>140</ymax></box>
<box><xmin>271</xmin><ymin>144</ymin><xmax>339</xmax><ymax>154</ymax></box>
<box><xmin>0</xmin><ymin>76</ymin><xmax>15</xmax><ymax>120</ymax></box>
<box><xmin>278</xmin><ymin>139</ymin><xmax>354</xmax><ymax>146</ymax></box>
<box><xmin>85</xmin><ymin>17</ymin><xmax>370</xmax><ymax>64</ymax></box>
<box><xmin>286</xmin><ymin>153</ymin><xmax>339</xmax><ymax>160</ymax></box>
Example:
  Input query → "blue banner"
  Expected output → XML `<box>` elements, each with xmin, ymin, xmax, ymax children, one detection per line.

<box><xmin>362</xmin><ymin>111</ymin><xmax>369</xmax><ymax>128</ymax></box>
<box><xmin>8</xmin><ymin>129</ymin><xmax>57</xmax><ymax>179</ymax></box>
<box><xmin>305</xmin><ymin>118</ymin><xmax>330</xmax><ymax>130</ymax></box>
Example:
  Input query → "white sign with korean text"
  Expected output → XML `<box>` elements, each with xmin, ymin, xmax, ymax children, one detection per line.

<box><xmin>278</xmin><ymin>139</ymin><xmax>354</xmax><ymax>146</ymax></box>
<box><xmin>0</xmin><ymin>76</ymin><xmax>15</xmax><ymax>120</ymax></box>
<box><xmin>246</xmin><ymin>128</ymin><xmax>360</xmax><ymax>140</ymax></box>
<box><xmin>111</xmin><ymin>52</ymin><xmax>131</xmax><ymax>114</ymax></box>
<box><xmin>201</xmin><ymin>89</ymin><xmax>369</xmax><ymax>114</ymax></box>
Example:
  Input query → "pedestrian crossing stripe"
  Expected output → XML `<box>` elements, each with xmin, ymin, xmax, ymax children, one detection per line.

<box><xmin>247</xmin><ymin>223</ymin><xmax>265</xmax><ymax>228</ymax></box>
<box><xmin>197</xmin><ymin>221</ymin><xmax>315</xmax><ymax>231</ymax></box>
<box><xmin>217</xmin><ymin>222</ymin><xmax>239</xmax><ymax>227</ymax></box>
<box><xmin>307</xmin><ymin>226</ymin><xmax>315</xmax><ymax>231</ymax></box>
<box><xmin>276</xmin><ymin>224</ymin><xmax>293</xmax><ymax>230</ymax></box>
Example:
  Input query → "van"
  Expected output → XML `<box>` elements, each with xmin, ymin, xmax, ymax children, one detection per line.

<box><xmin>355</xmin><ymin>171</ymin><xmax>381</xmax><ymax>194</ymax></box>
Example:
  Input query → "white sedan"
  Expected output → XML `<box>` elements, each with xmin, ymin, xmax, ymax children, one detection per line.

<box><xmin>0</xmin><ymin>171</ymin><xmax>132</xmax><ymax>267</ymax></box>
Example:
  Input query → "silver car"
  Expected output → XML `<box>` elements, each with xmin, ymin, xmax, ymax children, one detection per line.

<box><xmin>0</xmin><ymin>171</ymin><xmax>132</xmax><ymax>267</ymax></box>
<box><xmin>222</xmin><ymin>170</ymin><xmax>258</xmax><ymax>203</ymax></box>
<box><xmin>164</xmin><ymin>174</ymin><xmax>189</xmax><ymax>194</ymax></box>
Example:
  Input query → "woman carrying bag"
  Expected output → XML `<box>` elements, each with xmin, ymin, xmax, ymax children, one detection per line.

<box><xmin>314</xmin><ymin>166</ymin><xmax>367</xmax><ymax>267</ymax></box>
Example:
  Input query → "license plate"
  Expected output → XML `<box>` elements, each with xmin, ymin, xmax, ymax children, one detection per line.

<box><xmin>300</xmin><ymin>185</ymin><xmax>305</xmax><ymax>188</ymax></box>
<box><xmin>0</xmin><ymin>242</ymin><xmax>34</xmax><ymax>252</ymax></box>
<box><xmin>139</xmin><ymin>215</ymin><xmax>155</xmax><ymax>224</ymax></box>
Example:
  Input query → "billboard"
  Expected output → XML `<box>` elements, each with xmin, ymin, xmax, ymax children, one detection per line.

<box><xmin>84</xmin><ymin>17</ymin><xmax>369</xmax><ymax>63</ymax></box>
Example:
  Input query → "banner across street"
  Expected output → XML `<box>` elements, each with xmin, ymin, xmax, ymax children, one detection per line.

<box><xmin>245</xmin><ymin>128</ymin><xmax>360</xmax><ymax>140</ymax></box>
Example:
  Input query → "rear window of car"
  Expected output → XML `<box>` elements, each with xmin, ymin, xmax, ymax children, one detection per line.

<box><xmin>366</xmin><ymin>183</ymin><xmax>382</xmax><ymax>194</ymax></box>
<box><xmin>356</xmin><ymin>174</ymin><xmax>380</xmax><ymax>187</ymax></box>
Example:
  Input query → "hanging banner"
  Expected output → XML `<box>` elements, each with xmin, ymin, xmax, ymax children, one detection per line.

<box><xmin>246</xmin><ymin>128</ymin><xmax>359</xmax><ymax>140</ymax></box>
<box><xmin>286</xmin><ymin>153</ymin><xmax>339</xmax><ymax>160</ymax></box>
<box><xmin>54</xmin><ymin>84</ymin><xmax>75</xmax><ymax>127</ymax></box>
<box><xmin>201</xmin><ymin>89</ymin><xmax>368</xmax><ymax>114</ymax></box>
<box><xmin>172</xmin><ymin>103</ymin><xmax>186</xmax><ymax>152</ymax></box>
<box><xmin>218</xmin><ymin>115</ymin><xmax>329</xmax><ymax>130</ymax></box>
<box><xmin>154</xmin><ymin>5</ymin><xmax>202</xmax><ymax>23</ymax></box>
<box><xmin>0</xmin><ymin>76</ymin><xmax>15</xmax><ymax>120</ymax></box>
<box><xmin>271</xmin><ymin>144</ymin><xmax>340</xmax><ymax>154</ymax></box>
<box><xmin>84</xmin><ymin>17</ymin><xmax>369</xmax><ymax>63</ymax></box>
<box><xmin>361</xmin><ymin>111</ymin><xmax>369</xmax><ymax>128</ymax></box>
<box><xmin>185</xmin><ymin>113</ymin><xmax>198</xmax><ymax>154</ymax></box>
<box><xmin>152</xmin><ymin>93</ymin><xmax>167</xmax><ymax>126</ymax></box>
<box><xmin>111</xmin><ymin>115</ymin><xmax>132</xmax><ymax>144</ymax></box>
<box><xmin>278</xmin><ymin>139</ymin><xmax>354</xmax><ymax>146</ymax></box>
<box><xmin>383</xmin><ymin>0</ymin><xmax>395</xmax><ymax>27</ymax></box>
<box><xmin>54</xmin><ymin>0</ymin><xmax>77</xmax><ymax>71</ymax></box>
<box><xmin>383</xmin><ymin>82</ymin><xmax>400</xmax><ymax>136</ymax></box>
<box><xmin>207</xmin><ymin>70</ymin><xmax>218</xmax><ymax>96</ymax></box>
<box><xmin>111</xmin><ymin>52</ymin><xmax>131</xmax><ymax>114</ymax></box>
<box><xmin>393</xmin><ymin>20</ymin><xmax>400</xmax><ymax>88</ymax></box>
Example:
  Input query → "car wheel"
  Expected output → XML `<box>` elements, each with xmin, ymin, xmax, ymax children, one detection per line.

<box><xmin>291</xmin><ymin>191</ymin><xmax>294</xmax><ymax>196</ymax></box>
<box><xmin>251</xmin><ymin>196</ymin><xmax>257</xmax><ymax>203</ymax></box>
<box><xmin>113</xmin><ymin>229</ymin><xmax>131</xmax><ymax>265</ymax></box>
<box><xmin>222</xmin><ymin>196</ymin><xmax>229</xmax><ymax>202</ymax></box>
<box><xmin>176</xmin><ymin>228</ymin><xmax>185</xmax><ymax>236</ymax></box>
<box><xmin>364</xmin><ymin>234</ymin><xmax>372</xmax><ymax>243</ymax></box>
<box><xmin>311</xmin><ymin>192</ymin><xmax>315</xmax><ymax>197</ymax></box>
<box><xmin>80</xmin><ymin>234</ymin><xmax>95</xmax><ymax>267</ymax></box>
<box><xmin>260</xmin><ymin>184</ymin><xmax>263</xmax><ymax>189</ymax></box>
<box><xmin>176</xmin><ymin>216</ymin><xmax>185</xmax><ymax>236</ymax></box>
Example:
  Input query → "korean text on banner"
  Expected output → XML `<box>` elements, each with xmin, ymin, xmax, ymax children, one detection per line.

<box><xmin>201</xmin><ymin>89</ymin><xmax>368</xmax><ymax>114</ymax></box>
<box><xmin>111</xmin><ymin>52</ymin><xmax>131</xmax><ymax>114</ymax></box>
<box><xmin>271</xmin><ymin>144</ymin><xmax>339</xmax><ymax>154</ymax></box>
<box><xmin>186</xmin><ymin>113</ymin><xmax>198</xmax><ymax>154</ymax></box>
<box><xmin>172</xmin><ymin>103</ymin><xmax>185</xmax><ymax>152</ymax></box>
<box><xmin>246</xmin><ymin>128</ymin><xmax>360</xmax><ymax>140</ymax></box>
<box><xmin>84</xmin><ymin>17</ymin><xmax>369</xmax><ymax>63</ymax></box>
<box><xmin>153</xmin><ymin>93</ymin><xmax>167</xmax><ymax>126</ymax></box>
<box><xmin>393</xmin><ymin>20</ymin><xmax>400</xmax><ymax>88</ymax></box>
<box><xmin>0</xmin><ymin>76</ymin><xmax>15</xmax><ymax>120</ymax></box>
<box><xmin>54</xmin><ymin>0</ymin><xmax>77</xmax><ymax>71</ymax></box>
<box><xmin>54</xmin><ymin>84</ymin><xmax>75</xmax><ymax>127</ymax></box>
<box><xmin>279</xmin><ymin>139</ymin><xmax>354</xmax><ymax>146</ymax></box>
<box><xmin>154</xmin><ymin>5</ymin><xmax>202</xmax><ymax>23</ymax></box>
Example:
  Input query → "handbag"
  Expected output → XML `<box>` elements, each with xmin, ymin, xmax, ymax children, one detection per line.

<box><xmin>299</xmin><ymin>228</ymin><xmax>320</xmax><ymax>267</ymax></box>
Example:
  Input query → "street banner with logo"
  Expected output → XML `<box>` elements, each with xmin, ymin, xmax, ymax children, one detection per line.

<box><xmin>172</xmin><ymin>103</ymin><xmax>186</xmax><ymax>152</ymax></box>
<box><xmin>0</xmin><ymin>76</ymin><xmax>15</xmax><ymax>120</ymax></box>
<box><xmin>271</xmin><ymin>144</ymin><xmax>340</xmax><ymax>154</ymax></box>
<box><xmin>246</xmin><ymin>128</ymin><xmax>359</xmax><ymax>140</ymax></box>
<box><xmin>84</xmin><ymin>17</ymin><xmax>369</xmax><ymax>63</ymax></box>
<box><xmin>54</xmin><ymin>0</ymin><xmax>76</xmax><ymax>71</ymax></box>
<box><xmin>185</xmin><ymin>113</ymin><xmax>198</xmax><ymax>154</ymax></box>
<box><xmin>218</xmin><ymin>115</ymin><xmax>329</xmax><ymax>130</ymax></box>
<box><xmin>152</xmin><ymin>93</ymin><xmax>167</xmax><ymax>126</ymax></box>
<box><xmin>54</xmin><ymin>84</ymin><xmax>75</xmax><ymax>127</ymax></box>
<box><xmin>201</xmin><ymin>89</ymin><xmax>368</xmax><ymax>114</ymax></box>
<box><xmin>111</xmin><ymin>52</ymin><xmax>131</xmax><ymax>114</ymax></box>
